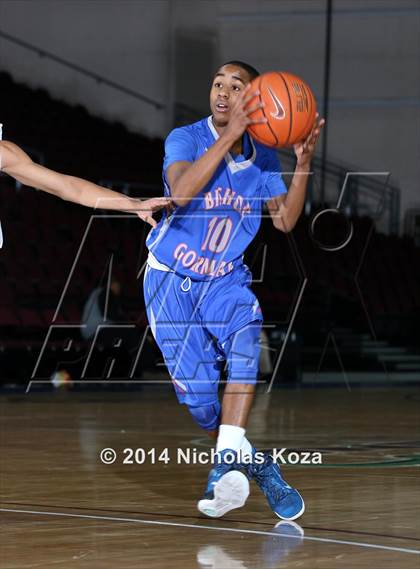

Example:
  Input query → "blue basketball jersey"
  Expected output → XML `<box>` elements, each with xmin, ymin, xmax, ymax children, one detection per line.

<box><xmin>146</xmin><ymin>116</ymin><xmax>287</xmax><ymax>280</ymax></box>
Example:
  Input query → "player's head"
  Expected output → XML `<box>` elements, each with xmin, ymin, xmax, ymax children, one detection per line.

<box><xmin>210</xmin><ymin>61</ymin><xmax>260</xmax><ymax>126</ymax></box>
<box><xmin>221</xmin><ymin>61</ymin><xmax>260</xmax><ymax>81</ymax></box>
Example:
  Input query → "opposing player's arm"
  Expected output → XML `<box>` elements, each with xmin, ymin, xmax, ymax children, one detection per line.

<box><xmin>0</xmin><ymin>140</ymin><xmax>140</xmax><ymax>209</ymax></box>
<box><xmin>0</xmin><ymin>141</ymin><xmax>170</xmax><ymax>227</ymax></box>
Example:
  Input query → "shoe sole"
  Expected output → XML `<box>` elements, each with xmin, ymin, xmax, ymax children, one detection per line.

<box><xmin>274</xmin><ymin>491</ymin><xmax>305</xmax><ymax>521</ymax></box>
<box><xmin>197</xmin><ymin>471</ymin><xmax>250</xmax><ymax>518</ymax></box>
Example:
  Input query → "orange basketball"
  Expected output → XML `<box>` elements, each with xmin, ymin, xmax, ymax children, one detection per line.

<box><xmin>247</xmin><ymin>71</ymin><xmax>317</xmax><ymax>148</ymax></box>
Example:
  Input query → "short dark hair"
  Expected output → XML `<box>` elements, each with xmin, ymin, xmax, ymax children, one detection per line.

<box><xmin>220</xmin><ymin>60</ymin><xmax>260</xmax><ymax>81</ymax></box>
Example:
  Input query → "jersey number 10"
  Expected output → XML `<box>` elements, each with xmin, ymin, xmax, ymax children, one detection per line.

<box><xmin>201</xmin><ymin>216</ymin><xmax>233</xmax><ymax>253</ymax></box>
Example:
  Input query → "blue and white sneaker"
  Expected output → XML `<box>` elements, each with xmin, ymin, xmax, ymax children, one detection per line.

<box><xmin>246</xmin><ymin>452</ymin><xmax>305</xmax><ymax>521</ymax></box>
<box><xmin>197</xmin><ymin>449</ymin><xmax>250</xmax><ymax>518</ymax></box>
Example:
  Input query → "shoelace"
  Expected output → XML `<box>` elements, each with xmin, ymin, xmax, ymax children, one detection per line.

<box><xmin>252</xmin><ymin>457</ymin><xmax>292</xmax><ymax>501</ymax></box>
<box><xmin>251</xmin><ymin>455</ymin><xmax>273</xmax><ymax>479</ymax></box>
<box><xmin>262</xmin><ymin>479</ymin><xmax>293</xmax><ymax>503</ymax></box>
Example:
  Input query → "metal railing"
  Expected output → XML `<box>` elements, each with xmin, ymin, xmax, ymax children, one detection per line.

<box><xmin>404</xmin><ymin>208</ymin><xmax>420</xmax><ymax>245</ymax></box>
<box><xmin>278</xmin><ymin>149</ymin><xmax>400</xmax><ymax>234</ymax></box>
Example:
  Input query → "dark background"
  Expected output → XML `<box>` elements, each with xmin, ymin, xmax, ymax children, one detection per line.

<box><xmin>0</xmin><ymin>0</ymin><xmax>419</xmax><ymax>389</ymax></box>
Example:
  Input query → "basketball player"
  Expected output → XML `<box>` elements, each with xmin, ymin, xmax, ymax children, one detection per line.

<box><xmin>143</xmin><ymin>61</ymin><xmax>324</xmax><ymax>520</ymax></box>
<box><xmin>0</xmin><ymin>141</ymin><xmax>170</xmax><ymax>224</ymax></box>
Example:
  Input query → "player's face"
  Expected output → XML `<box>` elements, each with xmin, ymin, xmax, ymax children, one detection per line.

<box><xmin>210</xmin><ymin>65</ymin><xmax>252</xmax><ymax>126</ymax></box>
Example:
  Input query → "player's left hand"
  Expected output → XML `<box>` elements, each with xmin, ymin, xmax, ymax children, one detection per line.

<box><xmin>137</xmin><ymin>196</ymin><xmax>173</xmax><ymax>228</ymax></box>
<box><xmin>294</xmin><ymin>114</ymin><xmax>325</xmax><ymax>168</ymax></box>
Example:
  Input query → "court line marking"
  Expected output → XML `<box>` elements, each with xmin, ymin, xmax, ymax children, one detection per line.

<box><xmin>1</xmin><ymin>507</ymin><xmax>419</xmax><ymax>555</ymax></box>
<box><xmin>2</xmin><ymin>500</ymin><xmax>419</xmax><ymax>542</ymax></box>
<box><xmin>3</xmin><ymin>500</ymin><xmax>420</xmax><ymax>543</ymax></box>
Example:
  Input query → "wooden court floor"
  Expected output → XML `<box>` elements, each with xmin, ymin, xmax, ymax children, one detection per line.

<box><xmin>0</xmin><ymin>385</ymin><xmax>419</xmax><ymax>568</ymax></box>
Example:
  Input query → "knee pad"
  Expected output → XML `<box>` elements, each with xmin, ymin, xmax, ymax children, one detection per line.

<box><xmin>188</xmin><ymin>401</ymin><xmax>221</xmax><ymax>431</ymax></box>
<box><xmin>224</xmin><ymin>322</ymin><xmax>262</xmax><ymax>384</ymax></box>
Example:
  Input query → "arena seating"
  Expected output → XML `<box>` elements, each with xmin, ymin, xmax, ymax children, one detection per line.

<box><xmin>1</xmin><ymin>71</ymin><xmax>419</xmax><ymax>383</ymax></box>
<box><xmin>0</xmin><ymin>70</ymin><xmax>163</xmax><ymax>184</ymax></box>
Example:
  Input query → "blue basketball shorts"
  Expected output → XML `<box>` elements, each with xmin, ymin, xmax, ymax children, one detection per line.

<box><xmin>143</xmin><ymin>263</ymin><xmax>263</xmax><ymax>407</ymax></box>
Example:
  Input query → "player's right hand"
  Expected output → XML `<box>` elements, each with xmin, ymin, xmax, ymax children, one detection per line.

<box><xmin>223</xmin><ymin>85</ymin><xmax>267</xmax><ymax>143</ymax></box>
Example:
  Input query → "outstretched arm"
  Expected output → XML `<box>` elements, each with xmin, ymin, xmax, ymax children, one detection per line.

<box><xmin>267</xmin><ymin>115</ymin><xmax>325</xmax><ymax>232</ymax></box>
<box><xmin>0</xmin><ymin>141</ymin><xmax>170</xmax><ymax>227</ymax></box>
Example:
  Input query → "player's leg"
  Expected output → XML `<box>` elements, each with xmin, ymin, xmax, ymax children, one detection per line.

<box><xmin>195</xmin><ymin>270</ymin><xmax>262</xmax><ymax>517</ymax></box>
<box><xmin>217</xmin><ymin>321</ymin><xmax>261</xmax><ymax>462</ymax></box>
<box><xmin>181</xmin><ymin>341</ymin><xmax>250</xmax><ymax>518</ymax></box>
<box><xmin>143</xmin><ymin>266</ymin><xmax>249</xmax><ymax>517</ymax></box>
<box><xmin>143</xmin><ymin>266</ymin><xmax>220</xmax><ymax>404</ymax></box>
<box><xmin>202</xmin><ymin>266</ymin><xmax>304</xmax><ymax>520</ymax></box>
<box><xmin>195</xmin><ymin>335</ymin><xmax>261</xmax><ymax>519</ymax></box>
<box><xmin>199</xmin><ymin>268</ymin><xmax>262</xmax><ymax>464</ymax></box>
<box><xmin>222</xmin><ymin>322</ymin><xmax>305</xmax><ymax>520</ymax></box>
<box><xmin>189</xmin><ymin>394</ymin><xmax>250</xmax><ymax>518</ymax></box>
<box><xmin>208</xmin><ymin>316</ymin><xmax>305</xmax><ymax>521</ymax></box>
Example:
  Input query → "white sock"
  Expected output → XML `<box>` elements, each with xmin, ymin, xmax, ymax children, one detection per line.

<box><xmin>216</xmin><ymin>424</ymin><xmax>245</xmax><ymax>453</ymax></box>
<box><xmin>240</xmin><ymin>437</ymin><xmax>254</xmax><ymax>459</ymax></box>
